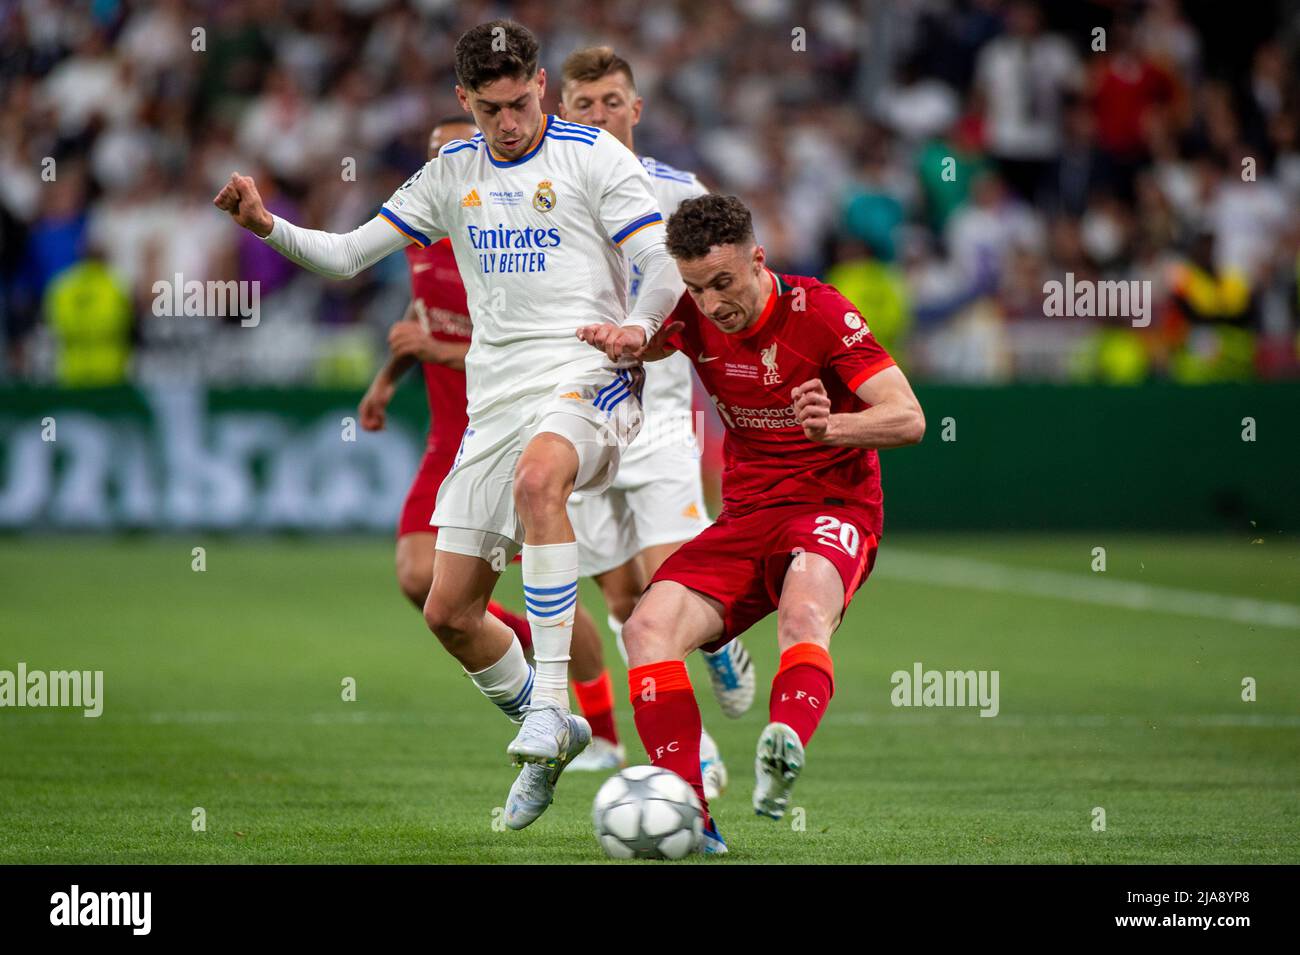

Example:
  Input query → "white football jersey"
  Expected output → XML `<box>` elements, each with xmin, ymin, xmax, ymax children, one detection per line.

<box><xmin>620</xmin><ymin>156</ymin><xmax>707</xmax><ymax>474</ymax></box>
<box><xmin>381</xmin><ymin>115</ymin><xmax>665</xmax><ymax>418</ymax></box>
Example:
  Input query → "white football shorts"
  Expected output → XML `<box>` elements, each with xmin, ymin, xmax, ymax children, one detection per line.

<box><xmin>568</xmin><ymin>439</ymin><xmax>711</xmax><ymax>577</ymax></box>
<box><xmin>433</xmin><ymin>365</ymin><xmax>644</xmax><ymax>565</ymax></box>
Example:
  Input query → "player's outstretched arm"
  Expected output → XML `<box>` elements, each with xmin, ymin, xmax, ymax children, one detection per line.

<box><xmin>792</xmin><ymin>366</ymin><xmax>925</xmax><ymax>448</ymax></box>
<box><xmin>587</xmin><ymin>133</ymin><xmax>686</xmax><ymax>360</ymax></box>
<box><xmin>212</xmin><ymin>172</ymin><xmax>407</xmax><ymax>279</ymax></box>
<box><xmin>574</xmin><ymin>239</ymin><xmax>685</xmax><ymax>363</ymax></box>
<box><xmin>621</xmin><ymin>241</ymin><xmax>686</xmax><ymax>344</ymax></box>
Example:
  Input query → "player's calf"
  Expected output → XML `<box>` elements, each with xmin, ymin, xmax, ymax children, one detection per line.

<box><xmin>626</xmin><ymin>660</ymin><xmax>708</xmax><ymax>816</ymax></box>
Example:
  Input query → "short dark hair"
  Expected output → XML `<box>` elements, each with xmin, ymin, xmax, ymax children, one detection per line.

<box><xmin>454</xmin><ymin>20</ymin><xmax>539</xmax><ymax>92</ymax></box>
<box><xmin>561</xmin><ymin>46</ymin><xmax>635</xmax><ymax>91</ymax></box>
<box><xmin>666</xmin><ymin>195</ymin><xmax>755</xmax><ymax>260</ymax></box>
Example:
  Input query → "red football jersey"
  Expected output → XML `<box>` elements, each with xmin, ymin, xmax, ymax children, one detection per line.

<box><xmin>405</xmin><ymin>238</ymin><xmax>471</xmax><ymax>453</ymax></box>
<box><xmin>664</xmin><ymin>270</ymin><xmax>896</xmax><ymax>534</ymax></box>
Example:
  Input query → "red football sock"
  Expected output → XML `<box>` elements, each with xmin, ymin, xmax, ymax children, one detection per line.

<box><xmin>487</xmin><ymin>601</ymin><xmax>532</xmax><ymax>652</ymax></box>
<box><xmin>628</xmin><ymin>661</ymin><xmax>708</xmax><ymax>819</ymax></box>
<box><xmin>572</xmin><ymin>670</ymin><xmax>618</xmax><ymax>745</ymax></box>
<box><xmin>769</xmin><ymin>643</ymin><xmax>835</xmax><ymax>746</ymax></box>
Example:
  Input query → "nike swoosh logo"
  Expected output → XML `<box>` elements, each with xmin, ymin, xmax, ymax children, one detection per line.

<box><xmin>412</xmin><ymin>264</ymin><xmax>433</xmax><ymax>273</ymax></box>
<box><xmin>698</xmin><ymin>353</ymin><xmax>719</xmax><ymax>362</ymax></box>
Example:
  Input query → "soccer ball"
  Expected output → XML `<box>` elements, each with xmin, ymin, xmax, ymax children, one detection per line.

<box><xmin>592</xmin><ymin>765</ymin><xmax>704</xmax><ymax>860</ymax></box>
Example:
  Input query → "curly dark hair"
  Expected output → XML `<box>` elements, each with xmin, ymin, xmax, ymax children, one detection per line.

<box><xmin>454</xmin><ymin>20</ymin><xmax>539</xmax><ymax>92</ymax></box>
<box><xmin>665</xmin><ymin>194</ymin><xmax>755</xmax><ymax>261</ymax></box>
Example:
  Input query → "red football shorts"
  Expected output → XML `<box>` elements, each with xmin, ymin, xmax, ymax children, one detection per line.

<box><xmin>397</xmin><ymin>446</ymin><xmax>457</xmax><ymax>537</ymax></box>
<box><xmin>649</xmin><ymin>501</ymin><xmax>879</xmax><ymax>650</ymax></box>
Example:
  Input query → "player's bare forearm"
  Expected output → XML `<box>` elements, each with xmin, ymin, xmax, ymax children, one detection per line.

<box><xmin>430</xmin><ymin>341</ymin><xmax>469</xmax><ymax>371</ymax></box>
<box><xmin>378</xmin><ymin>353</ymin><xmax>418</xmax><ymax>386</ymax></box>
<box><xmin>822</xmin><ymin>402</ymin><xmax>926</xmax><ymax>449</ymax></box>
<box><xmin>792</xmin><ymin>366</ymin><xmax>925</xmax><ymax>448</ymax></box>
<box><xmin>389</xmin><ymin>311</ymin><xmax>469</xmax><ymax>368</ymax></box>
<box><xmin>375</xmin><ymin>303</ymin><xmax>420</xmax><ymax>385</ymax></box>
<box><xmin>576</xmin><ymin>320</ymin><xmax>682</xmax><ymax>362</ymax></box>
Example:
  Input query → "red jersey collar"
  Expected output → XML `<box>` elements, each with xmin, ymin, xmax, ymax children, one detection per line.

<box><xmin>736</xmin><ymin>269</ymin><xmax>783</xmax><ymax>339</ymax></box>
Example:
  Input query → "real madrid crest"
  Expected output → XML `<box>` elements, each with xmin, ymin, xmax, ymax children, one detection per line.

<box><xmin>533</xmin><ymin>180</ymin><xmax>557</xmax><ymax>213</ymax></box>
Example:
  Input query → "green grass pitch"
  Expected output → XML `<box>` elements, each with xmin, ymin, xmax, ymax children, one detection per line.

<box><xmin>1</xmin><ymin>534</ymin><xmax>1297</xmax><ymax>863</ymax></box>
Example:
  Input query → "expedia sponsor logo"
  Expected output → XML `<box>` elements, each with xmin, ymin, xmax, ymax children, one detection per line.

<box><xmin>841</xmin><ymin>312</ymin><xmax>871</xmax><ymax>348</ymax></box>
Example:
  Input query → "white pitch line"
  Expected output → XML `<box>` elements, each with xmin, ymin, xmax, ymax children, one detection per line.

<box><xmin>837</xmin><ymin>712</ymin><xmax>1300</xmax><ymax>729</ymax></box>
<box><xmin>876</xmin><ymin>550</ymin><xmax>1300</xmax><ymax>630</ymax></box>
<box><xmin>9</xmin><ymin>710</ymin><xmax>1300</xmax><ymax>729</ymax></box>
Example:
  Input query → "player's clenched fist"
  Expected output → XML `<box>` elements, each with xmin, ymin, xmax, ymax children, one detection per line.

<box><xmin>792</xmin><ymin>378</ymin><xmax>833</xmax><ymax>442</ymax></box>
<box><xmin>212</xmin><ymin>172</ymin><xmax>274</xmax><ymax>238</ymax></box>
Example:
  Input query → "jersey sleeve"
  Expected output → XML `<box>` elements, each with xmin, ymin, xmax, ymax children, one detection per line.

<box><xmin>589</xmin><ymin>132</ymin><xmax>665</xmax><ymax>251</ymax></box>
<box><xmin>811</xmin><ymin>285</ymin><xmax>896</xmax><ymax>393</ymax></box>
<box><xmin>379</xmin><ymin>155</ymin><xmax>450</xmax><ymax>248</ymax></box>
<box><xmin>683</xmin><ymin>173</ymin><xmax>708</xmax><ymax>202</ymax></box>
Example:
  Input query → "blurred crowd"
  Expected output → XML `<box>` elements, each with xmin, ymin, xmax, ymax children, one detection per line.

<box><xmin>3</xmin><ymin>0</ymin><xmax>1300</xmax><ymax>387</ymax></box>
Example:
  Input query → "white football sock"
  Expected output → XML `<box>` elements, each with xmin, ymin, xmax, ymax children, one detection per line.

<box><xmin>522</xmin><ymin>541</ymin><xmax>579</xmax><ymax>710</ymax></box>
<box><xmin>466</xmin><ymin>636</ymin><xmax>534</xmax><ymax>725</ymax></box>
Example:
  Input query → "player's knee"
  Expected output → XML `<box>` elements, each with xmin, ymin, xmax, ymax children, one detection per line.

<box><xmin>395</xmin><ymin>554</ymin><xmax>432</xmax><ymax>607</ymax></box>
<box><xmin>512</xmin><ymin>457</ymin><xmax>570</xmax><ymax>518</ymax></box>
<box><xmin>778</xmin><ymin>599</ymin><xmax>836</xmax><ymax>646</ymax></box>
<box><xmin>621</xmin><ymin>610</ymin><xmax>676</xmax><ymax>665</ymax></box>
<box><xmin>605</xmin><ymin>589</ymin><xmax>639</xmax><ymax>624</ymax></box>
<box><xmin>422</xmin><ymin>591</ymin><xmax>478</xmax><ymax>645</ymax></box>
